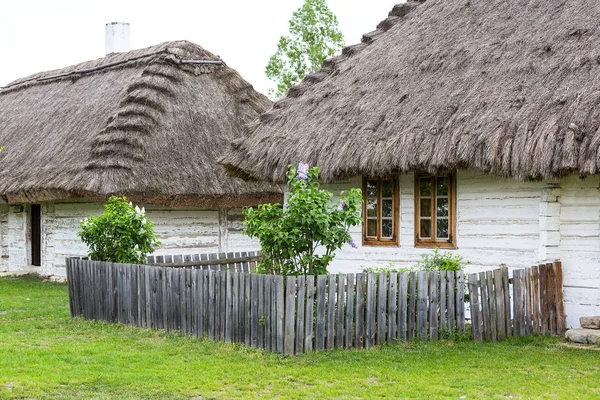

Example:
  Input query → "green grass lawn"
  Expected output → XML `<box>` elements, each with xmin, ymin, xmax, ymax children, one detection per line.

<box><xmin>0</xmin><ymin>275</ymin><xmax>598</xmax><ymax>399</ymax></box>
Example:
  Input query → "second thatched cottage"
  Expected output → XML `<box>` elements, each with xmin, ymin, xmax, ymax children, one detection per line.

<box><xmin>0</xmin><ymin>40</ymin><xmax>281</xmax><ymax>277</ymax></box>
<box><xmin>222</xmin><ymin>0</ymin><xmax>600</xmax><ymax>327</ymax></box>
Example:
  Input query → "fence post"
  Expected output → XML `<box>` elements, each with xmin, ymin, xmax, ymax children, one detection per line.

<box><xmin>554</xmin><ymin>261</ymin><xmax>566</xmax><ymax>334</ymax></box>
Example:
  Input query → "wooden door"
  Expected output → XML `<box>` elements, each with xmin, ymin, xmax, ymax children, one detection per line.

<box><xmin>31</xmin><ymin>204</ymin><xmax>41</xmax><ymax>266</ymax></box>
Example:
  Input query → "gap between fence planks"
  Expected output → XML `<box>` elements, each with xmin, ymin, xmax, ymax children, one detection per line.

<box><xmin>66</xmin><ymin>257</ymin><xmax>564</xmax><ymax>355</ymax></box>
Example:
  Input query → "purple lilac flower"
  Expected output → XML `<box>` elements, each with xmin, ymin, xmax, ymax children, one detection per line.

<box><xmin>283</xmin><ymin>201</ymin><xmax>289</xmax><ymax>211</ymax></box>
<box><xmin>337</xmin><ymin>200</ymin><xmax>346</xmax><ymax>212</ymax></box>
<box><xmin>349</xmin><ymin>239</ymin><xmax>358</xmax><ymax>249</ymax></box>
<box><xmin>297</xmin><ymin>161</ymin><xmax>309</xmax><ymax>180</ymax></box>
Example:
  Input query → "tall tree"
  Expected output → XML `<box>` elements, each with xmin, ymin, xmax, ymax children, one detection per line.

<box><xmin>265</xmin><ymin>0</ymin><xmax>344</xmax><ymax>99</ymax></box>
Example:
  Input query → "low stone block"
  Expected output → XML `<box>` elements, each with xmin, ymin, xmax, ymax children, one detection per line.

<box><xmin>566</xmin><ymin>328</ymin><xmax>600</xmax><ymax>344</ymax></box>
<box><xmin>580</xmin><ymin>316</ymin><xmax>600</xmax><ymax>330</ymax></box>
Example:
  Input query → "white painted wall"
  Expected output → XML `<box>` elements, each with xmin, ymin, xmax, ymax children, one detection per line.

<box><xmin>0</xmin><ymin>204</ymin><xmax>8</xmax><ymax>272</ymax></box>
<box><xmin>323</xmin><ymin>171</ymin><xmax>600</xmax><ymax>328</ymax></box>
<box><xmin>1</xmin><ymin>201</ymin><xmax>259</xmax><ymax>277</ymax></box>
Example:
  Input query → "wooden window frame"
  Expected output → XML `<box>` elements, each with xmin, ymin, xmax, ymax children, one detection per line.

<box><xmin>414</xmin><ymin>173</ymin><xmax>457</xmax><ymax>249</ymax></box>
<box><xmin>362</xmin><ymin>177</ymin><xmax>399</xmax><ymax>246</ymax></box>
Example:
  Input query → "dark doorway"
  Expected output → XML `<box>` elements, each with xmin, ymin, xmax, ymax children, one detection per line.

<box><xmin>31</xmin><ymin>204</ymin><xmax>41</xmax><ymax>266</ymax></box>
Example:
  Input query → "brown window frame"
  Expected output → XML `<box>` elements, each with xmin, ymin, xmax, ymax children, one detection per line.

<box><xmin>414</xmin><ymin>173</ymin><xmax>457</xmax><ymax>248</ymax></box>
<box><xmin>362</xmin><ymin>177</ymin><xmax>399</xmax><ymax>246</ymax></box>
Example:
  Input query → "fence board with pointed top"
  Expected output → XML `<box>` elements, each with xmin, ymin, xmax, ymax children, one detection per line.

<box><xmin>66</xmin><ymin>256</ymin><xmax>565</xmax><ymax>355</ymax></box>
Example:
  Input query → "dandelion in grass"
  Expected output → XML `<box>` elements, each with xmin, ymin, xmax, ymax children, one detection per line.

<box><xmin>297</xmin><ymin>161</ymin><xmax>309</xmax><ymax>180</ymax></box>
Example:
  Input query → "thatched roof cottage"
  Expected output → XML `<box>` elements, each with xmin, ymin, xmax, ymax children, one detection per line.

<box><xmin>0</xmin><ymin>40</ymin><xmax>281</xmax><ymax>277</ymax></box>
<box><xmin>222</xmin><ymin>0</ymin><xmax>600</xmax><ymax>327</ymax></box>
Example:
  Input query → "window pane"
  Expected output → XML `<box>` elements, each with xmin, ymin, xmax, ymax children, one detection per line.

<box><xmin>437</xmin><ymin>198</ymin><xmax>448</xmax><ymax>217</ymax></box>
<box><xmin>367</xmin><ymin>219</ymin><xmax>378</xmax><ymax>237</ymax></box>
<box><xmin>382</xmin><ymin>199</ymin><xmax>393</xmax><ymax>217</ymax></box>
<box><xmin>367</xmin><ymin>199</ymin><xmax>377</xmax><ymax>217</ymax></box>
<box><xmin>420</xmin><ymin>219</ymin><xmax>431</xmax><ymax>238</ymax></box>
<box><xmin>420</xmin><ymin>179</ymin><xmax>432</xmax><ymax>196</ymax></box>
<box><xmin>437</xmin><ymin>218</ymin><xmax>449</xmax><ymax>239</ymax></box>
<box><xmin>366</xmin><ymin>181</ymin><xmax>377</xmax><ymax>197</ymax></box>
<box><xmin>382</xmin><ymin>220</ymin><xmax>393</xmax><ymax>238</ymax></box>
<box><xmin>382</xmin><ymin>180</ymin><xmax>393</xmax><ymax>197</ymax></box>
<box><xmin>437</xmin><ymin>177</ymin><xmax>449</xmax><ymax>196</ymax></box>
<box><xmin>420</xmin><ymin>199</ymin><xmax>431</xmax><ymax>217</ymax></box>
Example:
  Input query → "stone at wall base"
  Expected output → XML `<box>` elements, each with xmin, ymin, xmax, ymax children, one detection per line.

<box><xmin>580</xmin><ymin>316</ymin><xmax>600</xmax><ymax>330</ymax></box>
<box><xmin>566</xmin><ymin>328</ymin><xmax>600</xmax><ymax>345</ymax></box>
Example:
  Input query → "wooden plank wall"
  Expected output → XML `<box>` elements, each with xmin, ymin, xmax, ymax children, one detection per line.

<box><xmin>66</xmin><ymin>258</ymin><xmax>565</xmax><ymax>355</ymax></box>
<box><xmin>467</xmin><ymin>261</ymin><xmax>566</xmax><ymax>341</ymax></box>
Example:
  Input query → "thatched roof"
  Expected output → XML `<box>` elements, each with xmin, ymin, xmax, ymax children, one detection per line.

<box><xmin>222</xmin><ymin>0</ymin><xmax>600</xmax><ymax>183</ymax></box>
<box><xmin>0</xmin><ymin>41</ymin><xmax>281</xmax><ymax>206</ymax></box>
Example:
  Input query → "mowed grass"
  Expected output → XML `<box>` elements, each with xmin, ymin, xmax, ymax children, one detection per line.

<box><xmin>0</xmin><ymin>275</ymin><xmax>598</xmax><ymax>399</ymax></box>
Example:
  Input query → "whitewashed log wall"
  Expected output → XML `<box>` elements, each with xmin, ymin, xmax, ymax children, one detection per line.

<box><xmin>323</xmin><ymin>171</ymin><xmax>600</xmax><ymax>328</ymax></box>
<box><xmin>0</xmin><ymin>202</ymin><xmax>258</xmax><ymax>277</ymax></box>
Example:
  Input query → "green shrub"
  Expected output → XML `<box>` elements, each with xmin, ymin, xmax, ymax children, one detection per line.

<box><xmin>243</xmin><ymin>162</ymin><xmax>362</xmax><ymax>276</ymax></box>
<box><xmin>362</xmin><ymin>263</ymin><xmax>415</xmax><ymax>274</ymax></box>
<box><xmin>415</xmin><ymin>248</ymin><xmax>469</xmax><ymax>272</ymax></box>
<box><xmin>78</xmin><ymin>196</ymin><xmax>160</xmax><ymax>264</ymax></box>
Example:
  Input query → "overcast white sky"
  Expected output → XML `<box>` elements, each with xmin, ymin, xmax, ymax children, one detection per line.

<box><xmin>0</xmin><ymin>0</ymin><xmax>398</xmax><ymax>95</ymax></box>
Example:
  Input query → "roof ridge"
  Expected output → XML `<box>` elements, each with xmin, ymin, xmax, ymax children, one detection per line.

<box><xmin>281</xmin><ymin>1</ymin><xmax>426</xmax><ymax>101</ymax></box>
<box><xmin>0</xmin><ymin>41</ymin><xmax>223</xmax><ymax>92</ymax></box>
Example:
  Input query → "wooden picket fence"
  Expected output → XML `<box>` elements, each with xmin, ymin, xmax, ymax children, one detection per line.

<box><xmin>467</xmin><ymin>261</ymin><xmax>566</xmax><ymax>341</ymax></box>
<box><xmin>65</xmin><ymin>257</ymin><xmax>565</xmax><ymax>355</ymax></box>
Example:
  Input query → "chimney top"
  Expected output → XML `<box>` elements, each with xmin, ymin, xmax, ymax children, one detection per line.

<box><xmin>105</xmin><ymin>22</ymin><xmax>130</xmax><ymax>55</ymax></box>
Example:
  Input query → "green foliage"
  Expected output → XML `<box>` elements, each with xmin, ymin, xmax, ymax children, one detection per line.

<box><xmin>243</xmin><ymin>163</ymin><xmax>362</xmax><ymax>276</ymax></box>
<box><xmin>362</xmin><ymin>263</ymin><xmax>415</xmax><ymax>274</ymax></box>
<box><xmin>415</xmin><ymin>248</ymin><xmax>470</xmax><ymax>272</ymax></box>
<box><xmin>78</xmin><ymin>196</ymin><xmax>160</xmax><ymax>264</ymax></box>
<box><xmin>265</xmin><ymin>0</ymin><xmax>344</xmax><ymax>99</ymax></box>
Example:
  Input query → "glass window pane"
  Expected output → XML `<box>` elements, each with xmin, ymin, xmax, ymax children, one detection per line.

<box><xmin>382</xmin><ymin>220</ymin><xmax>393</xmax><ymax>238</ymax></box>
<box><xmin>420</xmin><ymin>219</ymin><xmax>431</xmax><ymax>238</ymax></box>
<box><xmin>437</xmin><ymin>198</ymin><xmax>448</xmax><ymax>217</ymax></box>
<box><xmin>437</xmin><ymin>218</ymin><xmax>449</xmax><ymax>239</ymax></box>
<box><xmin>367</xmin><ymin>219</ymin><xmax>378</xmax><ymax>237</ymax></box>
<box><xmin>367</xmin><ymin>199</ymin><xmax>377</xmax><ymax>217</ymax></box>
<box><xmin>382</xmin><ymin>180</ymin><xmax>393</xmax><ymax>197</ymax></box>
<box><xmin>420</xmin><ymin>199</ymin><xmax>431</xmax><ymax>217</ymax></box>
<box><xmin>382</xmin><ymin>199</ymin><xmax>393</xmax><ymax>217</ymax></box>
<box><xmin>437</xmin><ymin>177</ymin><xmax>449</xmax><ymax>196</ymax></box>
<box><xmin>420</xmin><ymin>179</ymin><xmax>432</xmax><ymax>196</ymax></box>
<box><xmin>366</xmin><ymin>180</ymin><xmax>377</xmax><ymax>197</ymax></box>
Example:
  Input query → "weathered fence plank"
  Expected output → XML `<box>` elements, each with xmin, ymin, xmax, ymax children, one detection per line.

<box><xmin>284</xmin><ymin>276</ymin><xmax>296</xmax><ymax>356</ymax></box>
<box><xmin>408</xmin><ymin>272</ymin><xmax>416</xmax><ymax>342</ymax></box>
<box><xmin>486</xmin><ymin>270</ymin><xmax>497</xmax><ymax>341</ymax></box>
<box><xmin>468</xmin><ymin>273</ymin><xmax>482</xmax><ymax>342</ymax></box>
<box><xmin>305</xmin><ymin>275</ymin><xmax>315</xmax><ymax>353</ymax></box>
<box><xmin>493</xmin><ymin>268</ymin><xmax>506</xmax><ymax>340</ymax></box>
<box><xmin>417</xmin><ymin>271</ymin><xmax>428</xmax><ymax>341</ymax></box>
<box><xmin>327</xmin><ymin>274</ymin><xmax>337</xmax><ymax>350</ymax></box>
<box><xmin>275</xmin><ymin>275</ymin><xmax>285</xmax><ymax>354</ymax></box>
<box><xmin>365</xmin><ymin>273</ymin><xmax>376</xmax><ymax>349</ymax></box>
<box><xmin>388</xmin><ymin>272</ymin><xmax>398</xmax><ymax>343</ymax></box>
<box><xmin>346</xmin><ymin>273</ymin><xmax>355</xmax><ymax>348</ymax></box>
<box><xmin>355</xmin><ymin>273</ymin><xmax>365</xmax><ymax>348</ymax></box>
<box><xmin>398</xmin><ymin>272</ymin><xmax>408</xmax><ymax>342</ymax></box>
<box><xmin>439</xmin><ymin>271</ymin><xmax>447</xmax><ymax>333</ymax></box>
<box><xmin>296</xmin><ymin>275</ymin><xmax>306</xmax><ymax>355</ymax></box>
<box><xmin>456</xmin><ymin>270</ymin><xmax>465</xmax><ymax>333</ymax></box>
<box><xmin>554</xmin><ymin>261</ymin><xmax>566</xmax><ymax>334</ymax></box>
<box><xmin>377</xmin><ymin>273</ymin><xmax>387</xmax><ymax>345</ymax></box>
<box><xmin>316</xmin><ymin>275</ymin><xmax>326</xmax><ymax>351</ymax></box>
<box><xmin>337</xmin><ymin>274</ymin><xmax>346</xmax><ymax>348</ymax></box>
<box><xmin>429</xmin><ymin>271</ymin><xmax>438</xmax><ymax>341</ymax></box>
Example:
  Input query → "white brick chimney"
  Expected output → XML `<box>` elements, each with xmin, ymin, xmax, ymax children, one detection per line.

<box><xmin>105</xmin><ymin>22</ymin><xmax>130</xmax><ymax>55</ymax></box>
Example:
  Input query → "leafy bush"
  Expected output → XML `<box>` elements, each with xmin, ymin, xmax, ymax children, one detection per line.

<box><xmin>243</xmin><ymin>162</ymin><xmax>362</xmax><ymax>276</ymax></box>
<box><xmin>362</xmin><ymin>263</ymin><xmax>415</xmax><ymax>274</ymax></box>
<box><xmin>78</xmin><ymin>196</ymin><xmax>160</xmax><ymax>264</ymax></box>
<box><xmin>415</xmin><ymin>248</ymin><xmax>469</xmax><ymax>272</ymax></box>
